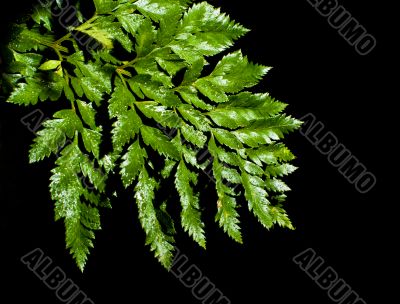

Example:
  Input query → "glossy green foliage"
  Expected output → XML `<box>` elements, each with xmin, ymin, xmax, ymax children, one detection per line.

<box><xmin>1</xmin><ymin>0</ymin><xmax>301</xmax><ymax>271</ymax></box>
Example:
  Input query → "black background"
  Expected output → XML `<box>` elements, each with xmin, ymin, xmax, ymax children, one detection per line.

<box><xmin>0</xmin><ymin>1</ymin><xmax>394</xmax><ymax>303</ymax></box>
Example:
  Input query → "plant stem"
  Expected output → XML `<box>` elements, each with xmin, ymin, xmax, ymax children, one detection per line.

<box><xmin>118</xmin><ymin>45</ymin><xmax>170</xmax><ymax>70</ymax></box>
<box><xmin>75</xmin><ymin>15</ymin><xmax>99</xmax><ymax>32</ymax></box>
<box><xmin>54</xmin><ymin>32</ymin><xmax>72</xmax><ymax>45</ymax></box>
<box><xmin>116</xmin><ymin>70</ymin><xmax>128</xmax><ymax>87</ymax></box>
<box><xmin>54</xmin><ymin>15</ymin><xmax>99</xmax><ymax>50</ymax></box>
<box><xmin>55</xmin><ymin>49</ymin><xmax>63</xmax><ymax>61</ymax></box>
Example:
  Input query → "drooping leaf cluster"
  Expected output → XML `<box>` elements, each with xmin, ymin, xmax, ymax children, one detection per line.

<box><xmin>1</xmin><ymin>0</ymin><xmax>302</xmax><ymax>271</ymax></box>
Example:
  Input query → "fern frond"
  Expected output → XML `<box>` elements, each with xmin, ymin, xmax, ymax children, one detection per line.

<box><xmin>2</xmin><ymin>0</ymin><xmax>302</xmax><ymax>271</ymax></box>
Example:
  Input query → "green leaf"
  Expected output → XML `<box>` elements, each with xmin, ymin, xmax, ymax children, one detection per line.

<box><xmin>206</xmin><ymin>50</ymin><xmax>270</xmax><ymax>93</ymax></box>
<box><xmin>266</xmin><ymin>163</ymin><xmax>297</xmax><ymax>178</ymax></box>
<box><xmin>51</xmin><ymin>146</ymin><xmax>83</xmax><ymax>221</ymax></box>
<box><xmin>127</xmin><ymin>77</ymin><xmax>145</xmax><ymax>98</ymax></box>
<box><xmin>270</xmin><ymin>205</ymin><xmax>294</xmax><ymax>230</ymax></box>
<box><xmin>39</xmin><ymin>74</ymin><xmax>65</xmax><ymax>102</ymax></box>
<box><xmin>77</xmin><ymin>99</ymin><xmax>97</xmax><ymax>130</ymax></box>
<box><xmin>208</xmin><ymin>139</ymin><xmax>242</xmax><ymax>243</ymax></box>
<box><xmin>216</xmin><ymin>194</ymin><xmax>242</xmax><ymax>243</ymax></box>
<box><xmin>64</xmin><ymin>81</ymin><xmax>75</xmax><ymax>101</ymax></box>
<box><xmin>135</xmin><ymin>18</ymin><xmax>156</xmax><ymax>57</ymax></box>
<box><xmin>93</xmin><ymin>50</ymin><xmax>122</xmax><ymax>65</ymax></box>
<box><xmin>135</xmin><ymin>101</ymin><xmax>182</xmax><ymax>128</ymax></box>
<box><xmin>212</xmin><ymin>128</ymin><xmax>243</xmax><ymax>150</ymax></box>
<box><xmin>29</xmin><ymin>110</ymin><xmax>82</xmax><ymax>163</ymax></box>
<box><xmin>8</xmin><ymin>57</ymin><xmax>63</xmax><ymax>102</ymax></box>
<box><xmin>233</xmin><ymin>115</ymin><xmax>302</xmax><ymax>148</ymax></box>
<box><xmin>247</xmin><ymin>143</ymin><xmax>295</xmax><ymax>166</ymax></box>
<box><xmin>99</xmin><ymin>151</ymin><xmax>120</xmax><ymax>174</ymax></box>
<box><xmin>135</xmin><ymin>168</ymin><xmax>175</xmax><ymax>268</ymax></box>
<box><xmin>155</xmin><ymin>54</ymin><xmax>187</xmax><ymax>77</ymax></box>
<box><xmin>75</xmin><ymin>1</ymin><xmax>85</xmax><ymax>23</ymax></box>
<box><xmin>176</xmin><ymin>2</ymin><xmax>249</xmax><ymax>56</ymax></box>
<box><xmin>157</xmin><ymin>14</ymin><xmax>181</xmax><ymax>45</ymax></box>
<box><xmin>175</xmin><ymin>160</ymin><xmax>206</xmax><ymax>248</ymax></box>
<box><xmin>161</xmin><ymin>159</ymin><xmax>178</xmax><ymax>179</ymax></box>
<box><xmin>134</xmin><ymin>0</ymin><xmax>185</xmax><ymax>23</ymax></box>
<box><xmin>241</xmin><ymin>171</ymin><xmax>273</xmax><ymax>229</ymax></box>
<box><xmin>71</xmin><ymin>77</ymin><xmax>84</xmax><ymax>98</ymax></box>
<box><xmin>194</xmin><ymin>78</ymin><xmax>228</xmax><ymax>103</ymax></box>
<box><xmin>50</xmin><ymin>142</ymin><xmax>102</xmax><ymax>271</ymax></box>
<box><xmin>7</xmin><ymin>78</ymin><xmax>42</xmax><ymax>105</ymax></box>
<box><xmin>178</xmin><ymin>86</ymin><xmax>213</xmax><ymax>111</ymax></box>
<box><xmin>54</xmin><ymin>109</ymin><xmax>83</xmax><ymax>136</ymax></box>
<box><xmin>112</xmin><ymin>109</ymin><xmax>142</xmax><ymax>150</ymax></box>
<box><xmin>80</xmin><ymin>156</ymin><xmax>106</xmax><ymax>192</ymax></box>
<box><xmin>81</xmin><ymin>128</ymin><xmax>101</xmax><ymax>159</ymax></box>
<box><xmin>265</xmin><ymin>178</ymin><xmax>291</xmax><ymax>193</ymax></box>
<box><xmin>207</xmin><ymin>92</ymin><xmax>287</xmax><ymax>129</ymax></box>
<box><xmin>82</xmin><ymin>78</ymin><xmax>103</xmax><ymax>105</ymax></box>
<box><xmin>180</xmin><ymin>123</ymin><xmax>207</xmax><ymax>148</ymax></box>
<box><xmin>39</xmin><ymin>60</ymin><xmax>61</xmax><ymax>70</ymax></box>
<box><xmin>80</xmin><ymin>202</ymin><xmax>102</xmax><ymax>230</ymax></box>
<box><xmin>32</xmin><ymin>6</ymin><xmax>52</xmax><ymax>31</ymax></box>
<box><xmin>9</xmin><ymin>25</ymin><xmax>55</xmax><ymax>52</ymax></box>
<box><xmin>93</xmin><ymin>0</ymin><xmax>118</xmax><ymax>14</ymax></box>
<box><xmin>182</xmin><ymin>58</ymin><xmax>205</xmax><ymax>84</ymax></box>
<box><xmin>29</xmin><ymin>120</ymin><xmax>67</xmax><ymax>163</ymax></box>
<box><xmin>156</xmin><ymin>201</ymin><xmax>176</xmax><ymax>235</ymax></box>
<box><xmin>63</xmin><ymin>205</ymin><xmax>96</xmax><ymax>272</ymax></box>
<box><xmin>69</xmin><ymin>56</ymin><xmax>112</xmax><ymax>94</ymax></box>
<box><xmin>208</xmin><ymin>138</ymin><xmax>241</xmax><ymax>167</ymax></box>
<box><xmin>134</xmin><ymin>57</ymin><xmax>173</xmax><ymax>88</ymax></box>
<box><xmin>178</xmin><ymin>104</ymin><xmax>210</xmax><ymax>131</ymax></box>
<box><xmin>241</xmin><ymin>159</ymin><xmax>264</xmax><ymax>176</ymax></box>
<box><xmin>120</xmin><ymin>140</ymin><xmax>148</xmax><ymax>188</ymax></box>
<box><xmin>220</xmin><ymin>167</ymin><xmax>242</xmax><ymax>185</ymax></box>
<box><xmin>170</xmin><ymin>44</ymin><xmax>202</xmax><ymax>65</ymax></box>
<box><xmin>68</xmin><ymin>57</ymin><xmax>112</xmax><ymax>105</ymax></box>
<box><xmin>108</xmin><ymin>78</ymin><xmax>135</xmax><ymax>118</ymax></box>
<box><xmin>94</xmin><ymin>17</ymin><xmax>134</xmax><ymax>52</ymax></box>
<box><xmin>10</xmin><ymin>51</ymin><xmax>43</xmax><ymax>76</ymax></box>
<box><xmin>134</xmin><ymin>77</ymin><xmax>181</xmax><ymax>106</ymax></box>
<box><xmin>140</xmin><ymin>126</ymin><xmax>180</xmax><ymax>159</ymax></box>
<box><xmin>117</xmin><ymin>12</ymin><xmax>145</xmax><ymax>36</ymax></box>
<box><xmin>173</xmin><ymin>136</ymin><xmax>200</xmax><ymax>169</ymax></box>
